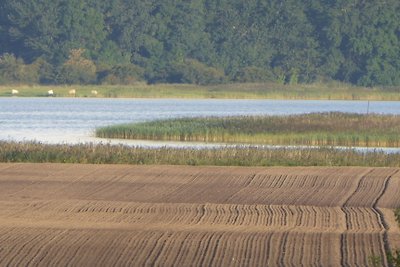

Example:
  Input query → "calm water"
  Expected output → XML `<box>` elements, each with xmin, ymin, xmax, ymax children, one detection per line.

<box><xmin>1</xmin><ymin>98</ymin><xmax>400</xmax><ymax>147</ymax></box>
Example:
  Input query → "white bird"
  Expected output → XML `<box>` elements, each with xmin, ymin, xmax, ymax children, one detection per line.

<box><xmin>91</xmin><ymin>90</ymin><xmax>98</xmax><ymax>95</ymax></box>
<box><xmin>47</xmin><ymin>90</ymin><xmax>54</xmax><ymax>96</ymax></box>
<box><xmin>11</xmin><ymin>89</ymin><xmax>19</xmax><ymax>95</ymax></box>
<box><xmin>69</xmin><ymin>89</ymin><xmax>76</xmax><ymax>96</ymax></box>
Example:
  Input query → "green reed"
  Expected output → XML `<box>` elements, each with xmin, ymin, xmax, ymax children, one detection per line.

<box><xmin>96</xmin><ymin>113</ymin><xmax>400</xmax><ymax>147</ymax></box>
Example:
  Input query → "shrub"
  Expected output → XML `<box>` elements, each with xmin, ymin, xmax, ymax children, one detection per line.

<box><xmin>272</xmin><ymin>67</ymin><xmax>286</xmax><ymax>84</ymax></box>
<box><xmin>58</xmin><ymin>49</ymin><xmax>97</xmax><ymax>84</ymax></box>
<box><xmin>289</xmin><ymin>68</ymin><xmax>299</xmax><ymax>85</ymax></box>
<box><xmin>234</xmin><ymin>66</ymin><xmax>275</xmax><ymax>83</ymax></box>
<box><xmin>99</xmin><ymin>64</ymin><xmax>144</xmax><ymax>85</ymax></box>
<box><xmin>169</xmin><ymin>59</ymin><xmax>226</xmax><ymax>85</ymax></box>
<box><xmin>0</xmin><ymin>53</ymin><xmax>39</xmax><ymax>84</ymax></box>
<box><xmin>0</xmin><ymin>53</ymin><xmax>21</xmax><ymax>83</ymax></box>
<box><xmin>32</xmin><ymin>57</ymin><xmax>55</xmax><ymax>84</ymax></box>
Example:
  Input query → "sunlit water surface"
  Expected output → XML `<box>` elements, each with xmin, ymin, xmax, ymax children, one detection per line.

<box><xmin>1</xmin><ymin>98</ymin><xmax>399</xmax><ymax>151</ymax></box>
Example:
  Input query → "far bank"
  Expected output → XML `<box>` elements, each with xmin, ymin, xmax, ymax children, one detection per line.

<box><xmin>1</xmin><ymin>82</ymin><xmax>400</xmax><ymax>100</ymax></box>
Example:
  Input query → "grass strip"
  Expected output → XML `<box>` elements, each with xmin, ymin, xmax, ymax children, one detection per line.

<box><xmin>387</xmin><ymin>212</ymin><xmax>400</xmax><ymax>266</ymax></box>
<box><xmin>1</xmin><ymin>141</ymin><xmax>400</xmax><ymax>167</ymax></box>
<box><xmin>96</xmin><ymin>112</ymin><xmax>400</xmax><ymax>148</ymax></box>
<box><xmin>1</xmin><ymin>82</ymin><xmax>400</xmax><ymax>100</ymax></box>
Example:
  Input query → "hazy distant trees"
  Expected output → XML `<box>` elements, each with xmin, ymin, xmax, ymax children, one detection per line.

<box><xmin>0</xmin><ymin>0</ymin><xmax>399</xmax><ymax>86</ymax></box>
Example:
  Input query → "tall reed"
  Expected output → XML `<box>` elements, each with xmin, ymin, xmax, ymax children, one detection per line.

<box><xmin>96</xmin><ymin>113</ymin><xmax>400</xmax><ymax>147</ymax></box>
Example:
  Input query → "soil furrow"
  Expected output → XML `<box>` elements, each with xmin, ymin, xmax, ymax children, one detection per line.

<box><xmin>371</xmin><ymin>170</ymin><xmax>399</xmax><ymax>267</ymax></box>
<box><xmin>1</xmin><ymin>164</ymin><xmax>399</xmax><ymax>266</ymax></box>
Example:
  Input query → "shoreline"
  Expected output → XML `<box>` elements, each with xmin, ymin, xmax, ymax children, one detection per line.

<box><xmin>1</xmin><ymin>83</ymin><xmax>399</xmax><ymax>101</ymax></box>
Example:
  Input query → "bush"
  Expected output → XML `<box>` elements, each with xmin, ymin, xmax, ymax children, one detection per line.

<box><xmin>99</xmin><ymin>64</ymin><xmax>144</xmax><ymax>85</ymax></box>
<box><xmin>32</xmin><ymin>57</ymin><xmax>55</xmax><ymax>84</ymax></box>
<box><xmin>0</xmin><ymin>53</ymin><xmax>21</xmax><ymax>83</ymax></box>
<box><xmin>0</xmin><ymin>53</ymin><xmax>39</xmax><ymax>84</ymax></box>
<box><xmin>168</xmin><ymin>59</ymin><xmax>226</xmax><ymax>85</ymax></box>
<box><xmin>58</xmin><ymin>49</ymin><xmax>97</xmax><ymax>84</ymax></box>
<box><xmin>234</xmin><ymin>66</ymin><xmax>275</xmax><ymax>83</ymax></box>
<box><xmin>289</xmin><ymin>68</ymin><xmax>299</xmax><ymax>85</ymax></box>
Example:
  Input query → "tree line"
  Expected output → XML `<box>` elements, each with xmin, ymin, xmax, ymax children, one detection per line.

<box><xmin>0</xmin><ymin>0</ymin><xmax>399</xmax><ymax>86</ymax></box>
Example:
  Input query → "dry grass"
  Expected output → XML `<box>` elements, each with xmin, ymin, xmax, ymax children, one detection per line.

<box><xmin>1</xmin><ymin>141</ymin><xmax>400</xmax><ymax>167</ymax></box>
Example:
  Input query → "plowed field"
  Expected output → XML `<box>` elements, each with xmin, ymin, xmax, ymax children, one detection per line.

<box><xmin>0</xmin><ymin>163</ymin><xmax>399</xmax><ymax>266</ymax></box>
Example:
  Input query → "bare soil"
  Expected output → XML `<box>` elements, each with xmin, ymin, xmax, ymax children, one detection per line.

<box><xmin>0</xmin><ymin>163</ymin><xmax>399</xmax><ymax>266</ymax></box>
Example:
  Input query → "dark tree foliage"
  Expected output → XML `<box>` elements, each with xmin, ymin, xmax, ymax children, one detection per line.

<box><xmin>0</xmin><ymin>0</ymin><xmax>399</xmax><ymax>86</ymax></box>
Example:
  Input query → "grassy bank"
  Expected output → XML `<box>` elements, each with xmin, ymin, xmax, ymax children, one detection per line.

<box><xmin>1</xmin><ymin>82</ymin><xmax>400</xmax><ymax>100</ymax></box>
<box><xmin>1</xmin><ymin>141</ymin><xmax>400</xmax><ymax>167</ymax></box>
<box><xmin>96</xmin><ymin>113</ymin><xmax>400</xmax><ymax>148</ymax></box>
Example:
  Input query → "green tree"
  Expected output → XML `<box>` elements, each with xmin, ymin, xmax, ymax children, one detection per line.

<box><xmin>1</xmin><ymin>0</ymin><xmax>399</xmax><ymax>86</ymax></box>
<box><xmin>57</xmin><ymin>0</ymin><xmax>107</xmax><ymax>62</ymax></box>
<box><xmin>1</xmin><ymin>0</ymin><xmax>60</xmax><ymax>62</ymax></box>
<box><xmin>328</xmin><ymin>0</ymin><xmax>400</xmax><ymax>86</ymax></box>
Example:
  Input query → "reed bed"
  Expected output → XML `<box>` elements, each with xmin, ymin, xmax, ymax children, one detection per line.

<box><xmin>96</xmin><ymin>112</ymin><xmax>400</xmax><ymax>148</ymax></box>
<box><xmin>1</xmin><ymin>141</ymin><xmax>400</xmax><ymax>167</ymax></box>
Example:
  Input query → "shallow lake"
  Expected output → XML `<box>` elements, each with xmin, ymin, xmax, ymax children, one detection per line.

<box><xmin>1</xmin><ymin>98</ymin><xmax>400</xmax><ymax>149</ymax></box>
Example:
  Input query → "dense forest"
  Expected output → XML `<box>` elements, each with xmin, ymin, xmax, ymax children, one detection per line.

<box><xmin>0</xmin><ymin>0</ymin><xmax>399</xmax><ymax>86</ymax></box>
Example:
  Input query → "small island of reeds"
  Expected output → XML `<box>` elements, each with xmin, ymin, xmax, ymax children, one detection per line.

<box><xmin>96</xmin><ymin>112</ymin><xmax>400</xmax><ymax>148</ymax></box>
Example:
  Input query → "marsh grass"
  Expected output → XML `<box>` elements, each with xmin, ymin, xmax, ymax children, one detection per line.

<box><xmin>1</xmin><ymin>82</ymin><xmax>399</xmax><ymax>100</ymax></box>
<box><xmin>96</xmin><ymin>113</ymin><xmax>400</xmax><ymax>148</ymax></box>
<box><xmin>1</xmin><ymin>141</ymin><xmax>400</xmax><ymax>167</ymax></box>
